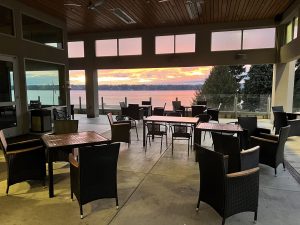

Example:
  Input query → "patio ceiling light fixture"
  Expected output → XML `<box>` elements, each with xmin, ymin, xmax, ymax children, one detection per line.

<box><xmin>111</xmin><ymin>8</ymin><xmax>136</xmax><ymax>24</ymax></box>
<box><xmin>185</xmin><ymin>0</ymin><xmax>204</xmax><ymax>20</ymax></box>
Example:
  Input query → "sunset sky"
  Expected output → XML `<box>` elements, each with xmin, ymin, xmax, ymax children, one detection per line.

<box><xmin>69</xmin><ymin>66</ymin><xmax>212</xmax><ymax>85</ymax></box>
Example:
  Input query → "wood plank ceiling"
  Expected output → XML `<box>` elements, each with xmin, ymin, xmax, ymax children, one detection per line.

<box><xmin>18</xmin><ymin>0</ymin><xmax>295</xmax><ymax>35</ymax></box>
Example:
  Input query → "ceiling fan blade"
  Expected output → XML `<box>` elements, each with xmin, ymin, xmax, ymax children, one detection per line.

<box><xmin>64</xmin><ymin>3</ymin><xmax>82</xmax><ymax>7</ymax></box>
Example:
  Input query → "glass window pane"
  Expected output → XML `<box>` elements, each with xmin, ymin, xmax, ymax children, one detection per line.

<box><xmin>68</xmin><ymin>41</ymin><xmax>85</xmax><ymax>58</ymax></box>
<box><xmin>119</xmin><ymin>37</ymin><xmax>142</xmax><ymax>56</ymax></box>
<box><xmin>96</xmin><ymin>39</ymin><xmax>118</xmax><ymax>57</ymax></box>
<box><xmin>0</xmin><ymin>5</ymin><xmax>14</xmax><ymax>35</ymax></box>
<box><xmin>69</xmin><ymin>70</ymin><xmax>86</xmax><ymax>109</ymax></box>
<box><xmin>155</xmin><ymin>35</ymin><xmax>174</xmax><ymax>54</ymax></box>
<box><xmin>175</xmin><ymin>34</ymin><xmax>195</xmax><ymax>53</ymax></box>
<box><xmin>22</xmin><ymin>14</ymin><xmax>63</xmax><ymax>49</ymax></box>
<box><xmin>243</xmin><ymin>28</ymin><xmax>276</xmax><ymax>49</ymax></box>
<box><xmin>211</xmin><ymin>31</ymin><xmax>242</xmax><ymax>51</ymax></box>
<box><xmin>294</xmin><ymin>17</ymin><xmax>298</xmax><ymax>39</ymax></box>
<box><xmin>286</xmin><ymin>22</ymin><xmax>293</xmax><ymax>43</ymax></box>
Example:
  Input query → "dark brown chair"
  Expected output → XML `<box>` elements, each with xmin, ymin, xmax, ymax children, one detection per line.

<box><xmin>52</xmin><ymin>120</ymin><xmax>79</xmax><ymax>162</ymax></box>
<box><xmin>0</xmin><ymin>130</ymin><xmax>46</xmax><ymax>194</ymax></box>
<box><xmin>153</xmin><ymin>103</ymin><xmax>166</xmax><ymax>116</ymax></box>
<box><xmin>70</xmin><ymin>143</ymin><xmax>120</xmax><ymax>219</ymax></box>
<box><xmin>196</xmin><ymin>100</ymin><xmax>207</xmax><ymax>105</ymax></box>
<box><xmin>192</xmin><ymin>105</ymin><xmax>207</xmax><ymax>117</ymax></box>
<box><xmin>141</xmin><ymin>100</ymin><xmax>151</xmax><ymax>105</ymax></box>
<box><xmin>172</xmin><ymin>101</ymin><xmax>185</xmax><ymax>116</ymax></box>
<box><xmin>207</xmin><ymin>109</ymin><xmax>219</xmax><ymax>123</ymax></box>
<box><xmin>125</xmin><ymin>104</ymin><xmax>144</xmax><ymax>120</ymax></box>
<box><xmin>196</xmin><ymin>145</ymin><xmax>259</xmax><ymax>225</ymax></box>
<box><xmin>115</xmin><ymin>113</ymin><xmax>139</xmax><ymax>140</ymax></box>
<box><xmin>170</xmin><ymin>124</ymin><xmax>193</xmax><ymax>156</ymax></box>
<box><xmin>250</xmin><ymin>125</ymin><xmax>290</xmax><ymax>176</ymax></box>
<box><xmin>238</xmin><ymin>116</ymin><xmax>271</xmax><ymax>149</ymax></box>
<box><xmin>145</xmin><ymin>122</ymin><xmax>167</xmax><ymax>153</ymax></box>
<box><xmin>107</xmin><ymin>113</ymin><xmax>131</xmax><ymax>144</ymax></box>
<box><xmin>273</xmin><ymin>112</ymin><xmax>288</xmax><ymax>135</ymax></box>
<box><xmin>211</xmin><ymin>132</ymin><xmax>241</xmax><ymax>173</ymax></box>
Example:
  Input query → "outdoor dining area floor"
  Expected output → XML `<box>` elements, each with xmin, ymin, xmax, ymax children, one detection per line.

<box><xmin>0</xmin><ymin>115</ymin><xmax>300</xmax><ymax>225</ymax></box>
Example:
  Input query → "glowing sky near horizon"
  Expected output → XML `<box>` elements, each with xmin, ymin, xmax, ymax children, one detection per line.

<box><xmin>69</xmin><ymin>66</ymin><xmax>212</xmax><ymax>85</ymax></box>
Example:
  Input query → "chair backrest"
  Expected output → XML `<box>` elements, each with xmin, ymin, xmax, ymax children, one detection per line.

<box><xmin>272</xmin><ymin>106</ymin><xmax>284</xmax><ymax>112</ymax></box>
<box><xmin>53</xmin><ymin>120</ymin><xmax>78</xmax><ymax>134</ymax></box>
<box><xmin>192</xmin><ymin>105</ymin><xmax>207</xmax><ymax>117</ymax></box>
<box><xmin>141</xmin><ymin>100</ymin><xmax>151</xmax><ymax>105</ymax></box>
<box><xmin>53</xmin><ymin>107</ymin><xmax>69</xmax><ymax>120</ymax></box>
<box><xmin>146</xmin><ymin>123</ymin><xmax>162</xmax><ymax>134</ymax></box>
<box><xmin>153</xmin><ymin>107</ymin><xmax>164</xmax><ymax>116</ymax></box>
<box><xmin>128</xmin><ymin>104</ymin><xmax>139</xmax><ymax>109</ymax></box>
<box><xmin>196</xmin><ymin>100</ymin><xmax>207</xmax><ymax>105</ymax></box>
<box><xmin>277</xmin><ymin>125</ymin><xmax>290</xmax><ymax>159</ymax></box>
<box><xmin>172</xmin><ymin>101</ymin><xmax>181</xmax><ymax>111</ymax></box>
<box><xmin>107</xmin><ymin>113</ymin><xmax>114</xmax><ymax>125</ymax></box>
<box><xmin>196</xmin><ymin>114</ymin><xmax>211</xmax><ymax>123</ymax></box>
<box><xmin>0</xmin><ymin>130</ymin><xmax>7</xmax><ymax>152</ymax></box>
<box><xmin>79</xmin><ymin>143</ymin><xmax>120</xmax><ymax>199</ymax></box>
<box><xmin>273</xmin><ymin>112</ymin><xmax>288</xmax><ymax>134</ymax></box>
<box><xmin>207</xmin><ymin>109</ymin><xmax>219</xmax><ymax>122</ymax></box>
<box><xmin>166</xmin><ymin>111</ymin><xmax>181</xmax><ymax>117</ymax></box>
<box><xmin>240</xmin><ymin>146</ymin><xmax>259</xmax><ymax>171</ymax></box>
<box><xmin>29</xmin><ymin>100</ymin><xmax>41</xmax><ymax>109</ymax></box>
<box><xmin>212</xmin><ymin>132</ymin><xmax>240</xmax><ymax>172</ymax></box>
<box><xmin>197</xmin><ymin>146</ymin><xmax>225</xmax><ymax>216</ymax></box>
<box><xmin>238</xmin><ymin>116</ymin><xmax>258</xmax><ymax>137</ymax></box>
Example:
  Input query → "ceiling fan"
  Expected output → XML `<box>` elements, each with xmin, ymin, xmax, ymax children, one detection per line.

<box><xmin>64</xmin><ymin>0</ymin><xmax>105</xmax><ymax>12</ymax></box>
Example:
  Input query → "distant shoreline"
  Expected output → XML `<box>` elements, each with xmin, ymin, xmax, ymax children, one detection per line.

<box><xmin>27</xmin><ymin>84</ymin><xmax>201</xmax><ymax>91</ymax></box>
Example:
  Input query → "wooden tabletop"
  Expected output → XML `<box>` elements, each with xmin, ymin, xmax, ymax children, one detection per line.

<box><xmin>196</xmin><ymin>123</ymin><xmax>243</xmax><ymax>133</ymax></box>
<box><xmin>144</xmin><ymin>115</ymin><xmax>199</xmax><ymax>124</ymax></box>
<box><xmin>42</xmin><ymin>131</ymin><xmax>110</xmax><ymax>149</ymax></box>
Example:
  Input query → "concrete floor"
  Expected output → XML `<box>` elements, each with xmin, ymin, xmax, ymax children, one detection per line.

<box><xmin>0</xmin><ymin>115</ymin><xmax>300</xmax><ymax>225</ymax></box>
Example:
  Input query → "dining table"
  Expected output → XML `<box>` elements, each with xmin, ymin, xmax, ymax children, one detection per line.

<box><xmin>41</xmin><ymin>131</ymin><xmax>111</xmax><ymax>198</ymax></box>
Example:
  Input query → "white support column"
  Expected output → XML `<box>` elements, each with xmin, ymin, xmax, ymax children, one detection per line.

<box><xmin>272</xmin><ymin>61</ymin><xmax>296</xmax><ymax>112</ymax></box>
<box><xmin>84</xmin><ymin>38</ymin><xmax>99</xmax><ymax>118</ymax></box>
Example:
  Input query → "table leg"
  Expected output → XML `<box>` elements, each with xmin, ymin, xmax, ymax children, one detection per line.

<box><xmin>48</xmin><ymin>149</ymin><xmax>54</xmax><ymax>198</ymax></box>
<box><xmin>143</xmin><ymin>119</ymin><xmax>146</xmax><ymax>147</ymax></box>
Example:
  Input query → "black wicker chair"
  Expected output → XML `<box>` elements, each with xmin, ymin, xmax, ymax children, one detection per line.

<box><xmin>126</xmin><ymin>104</ymin><xmax>144</xmax><ymax>120</ymax></box>
<box><xmin>250</xmin><ymin>125</ymin><xmax>290</xmax><ymax>176</ymax></box>
<box><xmin>172</xmin><ymin>101</ymin><xmax>186</xmax><ymax>116</ymax></box>
<box><xmin>153</xmin><ymin>103</ymin><xmax>166</xmax><ymax>116</ymax></box>
<box><xmin>207</xmin><ymin>109</ymin><xmax>219</xmax><ymax>123</ymax></box>
<box><xmin>211</xmin><ymin>132</ymin><xmax>241</xmax><ymax>173</ymax></box>
<box><xmin>0</xmin><ymin>130</ymin><xmax>46</xmax><ymax>194</ymax></box>
<box><xmin>145</xmin><ymin>122</ymin><xmax>167</xmax><ymax>153</ymax></box>
<box><xmin>52</xmin><ymin>120</ymin><xmax>79</xmax><ymax>162</ymax></box>
<box><xmin>196</xmin><ymin>145</ymin><xmax>259</xmax><ymax>225</ymax></box>
<box><xmin>196</xmin><ymin>100</ymin><xmax>207</xmax><ymax>105</ymax></box>
<box><xmin>170</xmin><ymin>123</ymin><xmax>193</xmax><ymax>156</ymax></box>
<box><xmin>70</xmin><ymin>143</ymin><xmax>120</xmax><ymax>219</ymax></box>
<box><xmin>273</xmin><ymin>112</ymin><xmax>288</xmax><ymax>135</ymax></box>
<box><xmin>238</xmin><ymin>116</ymin><xmax>271</xmax><ymax>149</ymax></box>
<box><xmin>192</xmin><ymin>105</ymin><xmax>207</xmax><ymax>117</ymax></box>
<box><xmin>107</xmin><ymin>113</ymin><xmax>131</xmax><ymax>144</ymax></box>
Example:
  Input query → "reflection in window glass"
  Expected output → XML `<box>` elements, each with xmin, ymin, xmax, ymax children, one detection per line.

<box><xmin>155</xmin><ymin>35</ymin><xmax>175</xmax><ymax>54</ymax></box>
<box><xmin>69</xmin><ymin>70</ymin><xmax>86</xmax><ymax>108</ymax></box>
<box><xmin>243</xmin><ymin>28</ymin><xmax>275</xmax><ymax>49</ymax></box>
<box><xmin>175</xmin><ymin>34</ymin><xmax>195</xmax><ymax>53</ymax></box>
<box><xmin>22</xmin><ymin>14</ymin><xmax>63</xmax><ymax>48</ymax></box>
<box><xmin>96</xmin><ymin>39</ymin><xmax>118</xmax><ymax>57</ymax></box>
<box><xmin>25</xmin><ymin>60</ymin><xmax>62</xmax><ymax>105</ymax></box>
<box><xmin>0</xmin><ymin>5</ymin><xmax>14</xmax><ymax>35</ymax></box>
<box><xmin>211</xmin><ymin>31</ymin><xmax>242</xmax><ymax>51</ymax></box>
<box><xmin>0</xmin><ymin>60</ymin><xmax>17</xmax><ymax>129</ymax></box>
<box><xmin>119</xmin><ymin>38</ymin><xmax>142</xmax><ymax>56</ymax></box>
<box><xmin>294</xmin><ymin>17</ymin><xmax>298</xmax><ymax>39</ymax></box>
<box><xmin>286</xmin><ymin>22</ymin><xmax>293</xmax><ymax>43</ymax></box>
<box><xmin>68</xmin><ymin>41</ymin><xmax>85</xmax><ymax>58</ymax></box>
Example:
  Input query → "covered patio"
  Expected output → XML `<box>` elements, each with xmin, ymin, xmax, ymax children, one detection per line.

<box><xmin>0</xmin><ymin>115</ymin><xmax>300</xmax><ymax>225</ymax></box>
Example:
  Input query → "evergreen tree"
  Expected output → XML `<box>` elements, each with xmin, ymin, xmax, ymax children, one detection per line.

<box><xmin>243</xmin><ymin>64</ymin><xmax>273</xmax><ymax>111</ymax></box>
<box><xmin>193</xmin><ymin>65</ymin><xmax>239</xmax><ymax>109</ymax></box>
<box><xmin>228</xmin><ymin>65</ymin><xmax>246</xmax><ymax>85</ymax></box>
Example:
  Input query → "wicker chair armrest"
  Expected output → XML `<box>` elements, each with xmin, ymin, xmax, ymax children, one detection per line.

<box><xmin>6</xmin><ymin>145</ymin><xmax>44</xmax><ymax>155</ymax></box>
<box><xmin>112</xmin><ymin>123</ymin><xmax>131</xmax><ymax>129</ymax></box>
<box><xmin>257</xmin><ymin>127</ymin><xmax>271</xmax><ymax>134</ymax></box>
<box><xmin>7</xmin><ymin>139</ymin><xmax>42</xmax><ymax>150</ymax></box>
<box><xmin>253</xmin><ymin>133</ymin><xmax>278</xmax><ymax>142</ymax></box>
<box><xmin>114</xmin><ymin>120</ymin><xmax>131</xmax><ymax>125</ymax></box>
<box><xmin>69</xmin><ymin>153</ymin><xmax>79</xmax><ymax>168</ymax></box>
<box><xmin>226</xmin><ymin>167</ymin><xmax>259</xmax><ymax>179</ymax></box>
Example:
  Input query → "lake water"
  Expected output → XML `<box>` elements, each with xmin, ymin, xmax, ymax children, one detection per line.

<box><xmin>27</xmin><ymin>90</ymin><xmax>197</xmax><ymax>110</ymax></box>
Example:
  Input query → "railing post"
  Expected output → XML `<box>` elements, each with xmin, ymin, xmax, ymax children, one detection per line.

<box><xmin>79</xmin><ymin>96</ymin><xmax>82</xmax><ymax>114</ymax></box>
<box><xmin>149</xmin><ymin>97</ymin><xmax>152</xmax><ymax>104</ymax></box>
<box><xmin>38</xmin><ymin>96</ymin><xmax>40</xmax><ymax>102</ymax></box>
<box><xmin>101</xmin><ymin>96</ymin><xmax>104</xmax><ymax>114</ymax></box>
<box><xmin>234</xmin><ymin>94</ymin><xmax>238</xmax><ymax>118</ymax></box>
<box><xmin>125</xmin><ymin>97</ymin><xmax>127</xmax><ymax>107</ymax></box>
